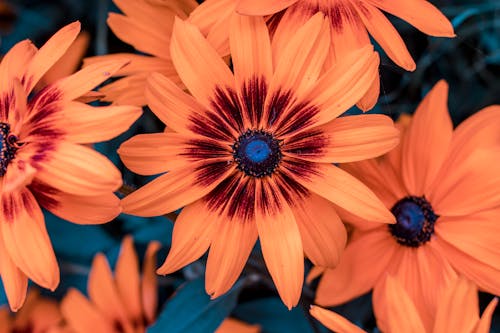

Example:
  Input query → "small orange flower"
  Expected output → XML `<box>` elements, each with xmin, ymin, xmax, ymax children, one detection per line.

<box><xmin>84</xmin><ymin>0</ymin><xmax>198</xmax><ymax>105</ymax></box>
<box><xmin>190</xmin><ymin>0</ymin><xmax>454</xmax><ymax>110</ymax></box>
<box><xmin>60</xmin><ymin>237</ymin><xmax>161</xmax><ymax>333</ymax></box>
<box><xmin>0</xmin><ymin>22</ymin><xmax>141</xmax><ymax>311</ymax></box>
<box><xmin>311</xmin><ymin>276</ymin><xmax>498</xmax><ymax>333</ymax></box>
<box><xmin>119</xmin><ymin>14</ymin><xmax>399</xmax><ymax>308</ymax></box>
<box><xmin>0</xmin><ymin>289</ymin><xmax>72</xmax><ymax>333</ymax></box>
<box><xmin>315</xmin><ymin>80</ymin><xmax>500</xmax><ymax>331</ymax></box>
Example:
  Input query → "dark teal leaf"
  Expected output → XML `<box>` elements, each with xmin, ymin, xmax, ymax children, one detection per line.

<box><xmin>147</xmin><ymin>277</ymin><xmax>243</xmax><ymax>333</ymax></box>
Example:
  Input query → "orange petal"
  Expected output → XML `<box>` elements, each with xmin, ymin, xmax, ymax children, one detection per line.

<box><xmin>445</xmin><ymin>105</ymin><xmax>500</xmax><ymax>166</ymax></box>
<box><xmin>0</xmin><ymin>233</ymin><xmax>28</xmax><ymax>311</ymax></box>
<box><xmin>475</xmin><ymin>297</ymin><xmax>498</xmax><ymax>333</ymax></box>
<box><xmin>35</xmin><ymin>142</ymin><xmax>122</xmax><ymax>196</ymax></box>
<box><xmin>107</xmin><ymin>13</ymin><xmax>170</xmax><ymax>58</ymax></box>
<box><xmin>434</xmin><ymin>237</ymin><xmax>500</xmax><ymax>298</ymax></box>
<box><xmin>99</xmin><ymin>73</ymin><xmax>150</xmax><ymax>106</ymax></box>
<box><xmin>141</xmin><ymin>241</ymin><xmax>161</xmax><ymax>325</ymax></box>
<box><xmin>435</xmin><ymin>209</ymin><xmax>500</xmax><ymax>270</ymax></box>
<box><xmin>115</xmin><ymin>236</ymin><xmax>142</xmax><ymax>323</ymax></box>
<box><xmin>304</xmin><ymin>46</ymin><xmax>380</xmax><ymax>127</ymax></box>
<box><xmin>292</xmin><ymin>193</ymin><xmax>346</xmax><ymax>268</ymax></box>
<box><xmin>206</xmin><ymin>215</ymin><xmax>258</xmax><ymax>298</ymax></box>
<box><xmin>58</xmin><ymin>102</ymin><xmax>142</xmax><ymax>144</ymax></box>
<box><xmin>377</xmin><ymin>276</ymin><xmax>426</xmax><ymax>333</ymax></box>
<box><xmin>401</xmin><ymin>80</ymin><xmax>452</xmax><ymax>196</ymax></box>
<box><xmin>41</xmin><ymin>31</ymin><xmax>90</xmax><ymax>85</ymax></box>
<box><xmin>269</xmin><ymin>13</ymin><xmax>330</xmax><ymax>100</ymax></box>
<box><xmin>170</xmin><ymin>18</ymin><xmax>234</xmax><ymax>108</ymax></box>
<box><xmin>309</xmin><ymin>306</ymin><xmax>366</xmax><ymax>333</ymax></box>
<box><xmin>36</xmin><ymin>190</ymin><xmax>121</xmax><ymax>225</ymax></box>
<box><xmin>0</xmin><ymin>40</ymin><xmax>37</xmax><ymax>97</ymax></box>
<box><xmin>84</xmin><ymin>53</ymin><xmax>172</xmax><ymax>77</ymax></box>
<box><xmin>365</xmin><ymin>0</ymin><xmax>455</xmax><ymax>37</ymax></box>
<box><xmin>294</xmin><ymin>163</ymin><xmax>395</xmax><ymax>224</ymax></box>
<box><xmin>355</xmin><ymin>3</ymin><xmax>415</xmax><ymax>71</ymax></box>
<box><xmin>87</xmin><ymin>254</ymin><xmax>130</xmax><ymax>327</ymax></box>
<box><xmin>315</xmin><ymin>229</ymin><xmax>397</xmax><ymax>306</ymax></box>
<box><xmin>356</xmin><ymin>75</ymin><xmax>380</xmax><ymax>112</ymax></box>
<box><xmin>1</xmin><ymin>149</ymin><xmax>38</xmax><ymax>195</ymax></box>
<box><xmin>156</xmin><ymin>199</ymin><xmax>216</xmax><ymax>274</ymax></box>
<box><xmin>254</xmin><ymin>180</ymin><xmax>303</xmax><ymax>309</ymax></box>
<box><xmin>215</xmin><ymin>318</ymin><xmax>260</xmax><ymax>333</ymax></box>
<box><xmin>286</xmin><ymin>114</ymin><xmax>399</xmax><ymax>163</ymax></box>
<box><xmin>8</xmin><ymin>76</ymin><xmax>29</xmax><ymax>127</ymax></box>
<box><xmin>121</xmin><ymin>161</ymin><xmax>234</xmax><ymax>217</ymax></box>
<box><xmin>24</xmin><ymin>22</ymin><xmax>80</xmax><ymax>93</ymax></box>
<box><xmin>230</xmin><ymin>14</ymin><xmax>272</xmax><ymax>86</ymax></box>
<box><xmin>430</xmin><ymin>149</ymin><xmax>500</xmax><ymax>216</ymax></box>
<box><xmin>433</xmin><ymin>276</ymin><xmax>479</xmax><ymax>333</ymax></box>
<box><xmin>61</xmin><ymin>288</ymin><xmax>114</xmax><ymax>333</ymax></box>
<box><xmin>236</xmin><ymin>0</ymin><xmax>298</xmax><ymax>15</ymax></box>
<box><xmin>50</xmin><ymin>59</ymin><xmax>129</xmax><ymax>101</ymax></box>
<box><xmin>146</xmin><ymin>72</ymin><xmax>206</xmax><ymax>133</ymax></box>
<box><xmin>0</xmin><ymin>189</ymin><xmax>59</xmax><ymax>290</ymax></box>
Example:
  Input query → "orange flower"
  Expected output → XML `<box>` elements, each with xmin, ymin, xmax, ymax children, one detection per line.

<box><xmin>190</xmin><ymin>0</ymin><xmax>454</xmax><ymax>110</ymax></box>
<box><xmin>311</xmin><ymin>276</ymin><xmax>498</xmax><ymax>333</ymax></box>
<box><xmin>315</xmin><ymin>80</ymin><xmax>500</xmax><ymax>331</ymax></box>
<box><xmin>0</xmin><ymin>22</ymin><xmax>141</xmax><ymax>311</ymax></box>
<box><xmin>215</xmin><ymin>318</ymin><xmax>260</xmax><ymax>333</ymax></box>
<box><xmin>119</xmin><ymin>14</ymin><xmax>399</xmax><ymax>308</ymax></box>
<box><xmin>84</xmin><ymin>0</ymin><xmax>198</xmax><ymax>105</ymax></box>
<box><xmin>0</xmin><ymin>289</ymin><xmax>71</xmax><ymax>333</ymax></box>
<box><xmin>60</xmin><ymin>236</ymin><xmax>161</xmax><ymax>333</ymax></box>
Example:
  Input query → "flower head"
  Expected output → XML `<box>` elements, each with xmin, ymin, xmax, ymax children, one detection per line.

<box><xmin>119</xmin><ymin>14</ymin><xmax>398</xmax><ymax>308</ymax></box>
<box><xmin>190</xmin><ymin>0</ymin><xmax>454</xmax><ymax>110</ymax></box>
<box><xmin>311</xmin><ymin>276</ymin><xmax>498</xmax><ymax>333</ymax></box>
<box><xmin>0</xmin><ymin>22</ymin><xmax>141</xmax><ymax>311</ymax></box>
<box><xmin>84</xmin><ymin>0</ymin><xmax>198</xmax><ymax>105</ymax></box>
<box><xmin>61</xmin><ymin>237</ymin><xmax>161</xmax><ymax>333</ymax></box>
<box><xmin>315</xmin><ymin>80</ymin><xmax>500</xmax><ymax>330</ymax></box>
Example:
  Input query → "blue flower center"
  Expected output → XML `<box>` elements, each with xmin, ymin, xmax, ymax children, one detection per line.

<box><xmin>233</xmin><ymin>129</ymin><xmax>281</xmax><ymax>178</ymax></box>
<box><xmin>0</xmin><ymin>122</ymin><xmax>18</xmax><ymax>177</ymax></box>
<box><xmin>245</xmin><ymin>139</ymin><xmax>271</xmax><ymax>163</ymax></box>
<box><xmin>389</xmin><ymin>196</ymin><xmax>438</xmax><ymax>247</ymax></box>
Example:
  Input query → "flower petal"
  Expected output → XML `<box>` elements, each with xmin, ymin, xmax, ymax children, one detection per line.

<box><xmin>114</xmin><ymin>236</ymin><xmax>142</xmax><ymax>323</ymax></box>
<box><xmin>35</xmin><ymin>142</ymin><xmax>122</xmax><ymax>196</ymax></box>
<box><xmin>58</xmin><ymin>102</ymin><xmax>141</xmax><ymax>144</ymax></box>
<box><xmin>206</xmin><ymin>214</ymin><xmax>258</xmax><ymax>298</ymax></box>
<box><xmin>315</xmin><ymin>229</ymin><xmax>397</xmax><ymax>306</ymax></box>
<box><xmin>141</xmin><ymin>241</ymin><xmax>161</xmax><ymax>325</ymax></box>
<box><xmin>236</xmin><ymin>0</ymin><xmax>299</xmax><ymax>15</ymax></box>
<box><xmin>254</xmin><ymin>180</ymin><xmax>303</xmax><ymax>309</ymax></box>
<box><xmin>156</xmin><ymin>199</ymin><xmax>217</xmax><ymax>275</ymax></box>
<box><xmin>0</xmin><ymin>233</ymin><xmax>28</xmax><ymax>312</ymax></box>
<box><xmin>293</xmin><ymin>163</ymin><xmax>395</xmax><ymax>223</ymax></box>
<box><xmin>365</xmin><ymin>0</ymin><xmax>455</xmax><ymax>37</ymax></box>
<box><xmin>402</xmin><ymin>80</ymin><xmax>452</xmax><ymax>196</ymax></box>
<box><xmin>475</xmin><ymin>297</ymin><xmax>498</xmax><ymax>333</ymax></box>
<box><xmin>0</xmin><ymin>189</ymin><xmax>58</xmax><ymax>290</ymax></box>
<box><xmin>61</xmin><ymin>289</ymin><xmax>114</xmax><ymax>333</ymax></box>
<box><xmin>24</xmin><ymin>22</ymin><xmax>80</xmax><ymax>93</ymax></box>
<box><xmin>355</xmin><ymin>3</ymin><xmax>415</xmax><ymax>70</ymax></box>
<box><xmin>310</xmin><ymin>306</ymin><xmax>366</xmax><ymax>333</ymax></box>
<box><xmin>122</xmin><ymin>161</ymin><xmax>234</xmax><ymax>216</ymax></box>
<box><xmin>170</xmin><ymin>17</ymin><xmax>234</xmax><ymax>108</ymax></box>
<box><xmin>292</xmin><ymin>193</ymin><xmax>346</xmax><ymax>268</ymax></box>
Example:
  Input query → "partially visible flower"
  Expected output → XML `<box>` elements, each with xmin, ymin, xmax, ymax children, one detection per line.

<box><xmin>119</xmin><ymin>14</ymin><xmax>398</xmax><ymax>308</ymax></box>
<box><xmin>315</xmin><ymin>80</ymin><xmax>500</xmax><ymax>331</ymax></box>
<box><xmin>190</xmin><ymin>0</ymin><xmax>454</xmax><ymax>110</ymax></box>
<box><xmin>310</xmin><ymin>276</ymin><xmax>498</xmax><ymax>333</ymax></box>
<box><xmin>215</xmin><ymin>318</ymin><xmax>260</xmax><ymax>333</ymax></box>
<box><xmin>84</xmin><ymin>0</ymin><xmax>198</xmax><ymax>105</ymax></box>
<box><xmin>0</xmin><ymin>289</ymin><xmax>72</xmax><ymax>333</ymax></box>
<box><xmin>60</xmin><ymin>236</ymin><xmax>161</xmax><ymax>333</ymax></box>
<box><xmin>0</xmin><ymin>22</ymin><xmax>141</xmax><ymax>311</ymax></box>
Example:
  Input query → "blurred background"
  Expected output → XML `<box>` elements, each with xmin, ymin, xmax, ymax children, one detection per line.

<box><xmin>0</xmin><ymin>0</ymin><xmax>499</xmax><ymax>332</ymax></box>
